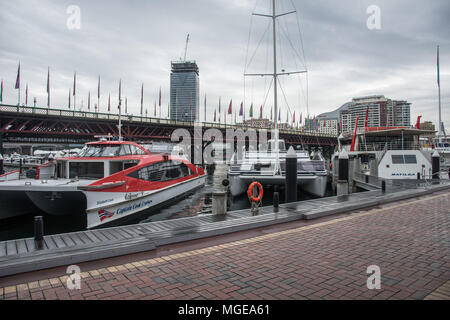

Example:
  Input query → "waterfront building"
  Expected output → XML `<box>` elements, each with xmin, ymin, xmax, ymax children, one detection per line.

<box><xmin>170</xmin><ymin>61</ymin><xmax>199</xmax><ymax>122</ymax></box>
<box><xmin>242</xmin><ymin>118</ymin><xmax>272</xmax><ymax>128</ymax></box>
<box><xmin>338</xmin><ymin>96</ymin><xmax>411</xmax><ymax>134</ymax></box>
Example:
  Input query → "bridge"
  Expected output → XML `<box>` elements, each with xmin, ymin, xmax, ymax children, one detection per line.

<box><xmin>0</xmin><ymin>104</ymin><xmax>338</xmax><ymax>156</ymax></box>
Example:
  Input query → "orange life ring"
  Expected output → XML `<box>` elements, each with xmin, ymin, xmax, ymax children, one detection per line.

<box><xmin>248</xmin><ymin>182</ymin><xmax>263</xmax><ymax>203</ymax></box>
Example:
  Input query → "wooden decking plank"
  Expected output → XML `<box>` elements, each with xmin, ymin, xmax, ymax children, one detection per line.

<box><xmin>25</xmin><ymin>239</ymin><xmax>35</xmax><ymax>253</ymax></box>
<box><xmin>6</xmin><ymin>240</ymin><xmax>18</xmax><ymax>256</ymax></box>
<box><xmin>69</xmin><ymin>233</ymin><xmax>86</xmax><ymax>245</ymax></box>
<box><xmin>60</xmin><ymin>234</ymin><xmax>75</xmax><ymax>247</ymax></box>
<box><xmin>113</xmin><ymin>228</ymin><xmax>133</xmax><ymax>239</ymax></box>
<box><xmin>0</xmin><ymin>242</ymin><xmax>7</xmax><ymax>257</ymax></box>
<box><xmin>51</xmin><ymin>235</ymin><xmax>67</xmax><ymax>249</ymax></box>
<box><xmin>95</xmin><ymin>230</ymin><xmax>115</xmax><ymax>241</ymax></box>
<box><xmin>75</xmin><ymin>232</ymin><xmax>92</xmax><ymax>245</ymax></box>
<box><xmin>43</xmin><ymin>236</ymin><xmax>58</xmax><ymax>250</ymax></box>
<box><xmin>100</xmin><ymin>229</ymin><xmax>120</xmax><ymax>241</ymax></box>
<box><xmin>89</xmin><ymin>230</ymin><xmax>108</xmax><ymax>241</ymax></box>
<box><xmin>83</xmin><ymin>231</ymin><xmax>102</xmax><ymax>243</ymax></box>
<box><xmin>120</xmin><ymin>227</ymin><xmax>140</xmax><ymax>237</ymax></box>
<box><xmin>16</xmin><ymin>240</ymin><xmax>28</xmax><ymax>255</ymax></box>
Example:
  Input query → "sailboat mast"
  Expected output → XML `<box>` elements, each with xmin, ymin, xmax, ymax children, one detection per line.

<box><xmin>272</xmin><ymin>0</ymin><xmax>280</xmax><ymax>170</ymax></box>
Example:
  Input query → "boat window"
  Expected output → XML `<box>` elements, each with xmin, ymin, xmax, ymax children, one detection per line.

<box><xmin>392</xmin><ymin>155</ymin><xmax>404</xmax><ymax>164</ymax></box>
<box><xmin>404</xmin><ymin>155</ymin><xmax>417</xmax><ymax>164</ymax></box>
<box><xmin>127</xmin><ymin>160</ymin><xmax>192</xmax><ymax>182</ymax></box>
<box><xmin>297</xmin><ymin>161</ymin><xmax>325</xmax><ymax>172</ymax></box>
<box><xmin>69</xmin><ymin>162</ymin><xmax>104</xmax><ymax>179</ymax></box>
<box><xmin>119</xmin><ymin>144</ymin><xmax>130</xmax><ymax>156</ymax></box>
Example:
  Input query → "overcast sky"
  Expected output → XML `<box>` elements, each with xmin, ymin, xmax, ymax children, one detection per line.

<box><xmin>0</xmin><ymin>0</ymin><xmax>448</xmax><ymax>131</ymax></box>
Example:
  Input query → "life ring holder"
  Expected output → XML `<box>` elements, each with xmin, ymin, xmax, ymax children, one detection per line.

<box><xmin>247</xmin><ymin>181</ymin><xmax>263</xmax><ymax>203</ymax></box>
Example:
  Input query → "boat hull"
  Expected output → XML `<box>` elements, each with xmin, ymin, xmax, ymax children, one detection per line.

<box><xmin>0</xmin><ymin>190</ymin><xmax>38</xmax><ymax>220</ymax></box>
<box><xmin>229</xmin><ymin>173</ymin><xmax>328</xmax><ymax>198</ymax></box>
<box><xmin>86</xmin><ymin>175</ymin><xmax>206</xmax><ymax>229</ymax></box>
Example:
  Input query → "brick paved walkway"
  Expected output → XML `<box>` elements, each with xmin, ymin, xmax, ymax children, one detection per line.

<box><xmin>1</xmin><ymin>191</ymin><xmax>449</xmax><ymax>300</ymax></box>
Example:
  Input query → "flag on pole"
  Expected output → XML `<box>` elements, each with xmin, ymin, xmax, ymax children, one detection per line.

<box><xmin>108</xmin><ymin>94</ymin><xmax>111</xmax><ymax>112</ymax></box>
<box><xmin>286</xmin><ymin>110</ymin><xmax>289</xmax><ymax>123</ymax></box>
<box><xmin>228</xmin><ymin>99</ymin><xmax>232</xmax><ymax>115</ymax></box>
<box><xmin>25</xmin><ymin>83</ymin><xmax>28</xmax><ymax>105</ymax></box>
<box><xmin>204</xmin><ymin>95</ymin><xmax>207</xmax><ymax>122</ymax></box>
<box><xmin>158</xmin><ymin>87</ymin><xmax>162</xmax><ymax>107</ymax></box>
<box><xmin>118</xmin><ymin>79</ymin><xmax>122</xmax><ymax>109</ymax></box>
<box><xmin>239</xmin><ymin>102</ymin><xmax>243</xmax><ymax>116</ymax></box>
<box><xmin>292</xmin><ymin>111</ymin><xmax>295</xmax><ymax>125</ymax></box>
<box><xmin>300</xmin><ymin>112</ymin><xmax>302</xmax><ymax>124</ymax></box>
<box><xmin>0</xmin><ymin>79</ymin><xmax>3</xmax><ymax>102</ymax></box>
<box><xmin>214</xmin><ymin>109</ymin><xmax>216</xmax><ymax>122</ymax></box>
<box><xmin>68</xmin><ymin>89</ymin><xmax>71</xmax><ymax>108</ymax></box>
<box><xmin>15</xmin><ymin>63</ymin><xmax>20</xmax><ymax>89</ymax></box>
<box><xmin>437</xmin><ymin>46</ymin><xmax>440</xmax><ymax>86</ymax></box>
<box><xmin>98</xmin><ymin>76</ymin><xmax>101</xmax><ymax>99</ymax></box>
<box><xmin>260</xmin><ymin>105</ymin><xmax>263</xmax><ymax>119</ymax></box>
<box><xmin>270</xmin><ymin>108</ymin><xmax>273</xmax><ymax>120</ymax></box>
<box><xmin>88</xmin><ymin>91</ymin><xmax>90</xmax><ymax>110</ymax></box>
<box><xmin>218</xmin><ymin>97</ymin><xmax>221</xmax><ymax>122</ymax></box>
<box><xmin>364</xmin><ymin>107</ymin><xmax>369</xmax><ymax>129</ymax></box>
<box><xmin>46</xmin><ymin>67</ymin><xmax>50</xmax><ymax>107</ymax></box>
<box><xmin>73</xmin><ymin>72</ymin><xmax>76</xmax><ymax>95</ymax></box>
<box><xmin>278</xmin><ymin>109</ymin><xmax>281</xmax><ymax>121</ymax></box>
<box><xmin>125</xmin><ymin>98</ymin><xmax>128</xmax><ymax>114</ymax></box>
<box><xmin>140</xmin><ymin>83</ymin><xmax>144</xmax><ymax>116</ymax></box>
<box><xmin>249</xmin><ymin>103</ymin><xmax>253</xmax><ymax>118</ymax></box>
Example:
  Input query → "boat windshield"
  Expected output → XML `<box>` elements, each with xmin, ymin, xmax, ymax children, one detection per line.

<box><xmin>78</xmin><ymin>144</ymin><xmax>144</xmax><ymax>157</ymax></box>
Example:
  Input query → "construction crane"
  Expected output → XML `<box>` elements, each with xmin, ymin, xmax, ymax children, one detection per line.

<box><xmin>183</xmin><ymin>34</ymin><xmax>190</xmax><ymax>61</ymax></box>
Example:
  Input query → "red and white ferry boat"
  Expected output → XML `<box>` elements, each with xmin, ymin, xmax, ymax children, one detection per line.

<box><xmin>0</xmin><ymin>138</ymin><xmax>206</xmax><ymax>229</ymax></box>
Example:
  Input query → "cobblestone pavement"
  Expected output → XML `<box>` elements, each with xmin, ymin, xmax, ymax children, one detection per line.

<box><xmin>1</xmin><ymin>191</ymin><xmax>449</xmax><ymax>300</ymax></box>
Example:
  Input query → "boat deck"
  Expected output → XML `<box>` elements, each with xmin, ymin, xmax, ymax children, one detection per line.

<box><xmin>0</xmin><ymin>180</ymin><xmax>449</xmax><ymax>277</ymax></box>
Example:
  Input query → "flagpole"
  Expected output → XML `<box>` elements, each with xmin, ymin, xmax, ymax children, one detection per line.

<box><xmin>437</xmin><ymin>45</ymin><xmax>442</xmax><ymax>140</ymax></box>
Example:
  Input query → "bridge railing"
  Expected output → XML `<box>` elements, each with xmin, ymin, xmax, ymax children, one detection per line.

<box><xmin>0</xmin><ymin>103</ymin><xmax>337</xmax><ymax>139</ymax></box>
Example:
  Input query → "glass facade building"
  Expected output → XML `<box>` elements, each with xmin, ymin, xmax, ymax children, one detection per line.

<box><xmin>170</xmin><ymin>61</ymin><xmax>199</xmax><ymax>122</ymax></box>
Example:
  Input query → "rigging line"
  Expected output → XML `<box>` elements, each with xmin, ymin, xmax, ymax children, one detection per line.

<box><xmin>261</xmin><ymin>77</ymin><xmax>274</xmax><ymax>112</ymax></box>
<box><xmin>245</xmin><ymin>21</ymin><xmax>272</xmax><ymax>72</ymax></box>
<box><xmin>276</xmin><ymin>17</ymin><xmax>308</xmax><ymax>117</ymax></box>
<box><xmin>277</xmin><ymin>19</ymin><xmax>304</xmax><ymax>69</ymax></box>
<box><xmin>289</xmin><ymin>0</ymin><xmax>308</xmax><ymax>69</ymax></box>
<box><xmin>244</xmin><ymin>0</ymin><xmax>261</xmax><ymax>73</ymax></box>
<box><xmin>278</xmin><ymin>80</ymin><xmax>292</xmax><ymax>119</ymax></box>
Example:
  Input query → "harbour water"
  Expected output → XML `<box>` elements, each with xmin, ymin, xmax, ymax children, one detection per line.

<box><xmin>0</xmin><ymin>164</ymin><xmax>333</xmax><ymax>242</ymax></box>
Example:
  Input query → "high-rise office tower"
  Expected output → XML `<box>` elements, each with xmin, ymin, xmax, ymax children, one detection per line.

<box><xmin>170</xmin><ymin>61</ymin><xmax>199</xmax><ymax>122</ymax></box>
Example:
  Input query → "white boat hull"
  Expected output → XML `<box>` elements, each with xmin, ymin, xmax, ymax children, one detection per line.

<box><xmin>229</xmin><ymin>173</ymin><xmax>328</xmax><ymax>198</ymax></box>
<box><xmin>86</xmin><ymin>175</ymin><xmax>206</xmax><ymax>229</ymax></box>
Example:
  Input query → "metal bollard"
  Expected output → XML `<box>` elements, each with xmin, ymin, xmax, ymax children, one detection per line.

<box><xmin>417</xmin><ymin>172</ymin><xmax>421</xmax><ymax>180</ymax></box>
<box><xmin>34</xmin><ymin>216</ymin><xmax>44</xmax><ymax>250</ymax></box>
<box><xmin>432</xmin><ymin>151</ymin><xmax>440</xmax><ymax>180</ymax></box>
<box><xmin>381</xmin><ymin>180</ymin><xmax>386</xmax><ymax>193</ymax></box>
<box><xmin>285</xmin><ymin>147</ymin><xmax>298</xmax><ymax>203</ymax></box>
<box><xmin>337</xmin><ymin>149</ymin><xmax>349</xmax><ymax>196</ymax></box>
<box><xmin>273</xmin><ymin>192</ymin><xmax>279</xmax><ymax>213</ymax></box>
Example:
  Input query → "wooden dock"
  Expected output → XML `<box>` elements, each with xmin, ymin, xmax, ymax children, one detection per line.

<box><xmin>0</xmin><ymin>181</ymin><xmax>449</xmax><ymax>278</ymax></box>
